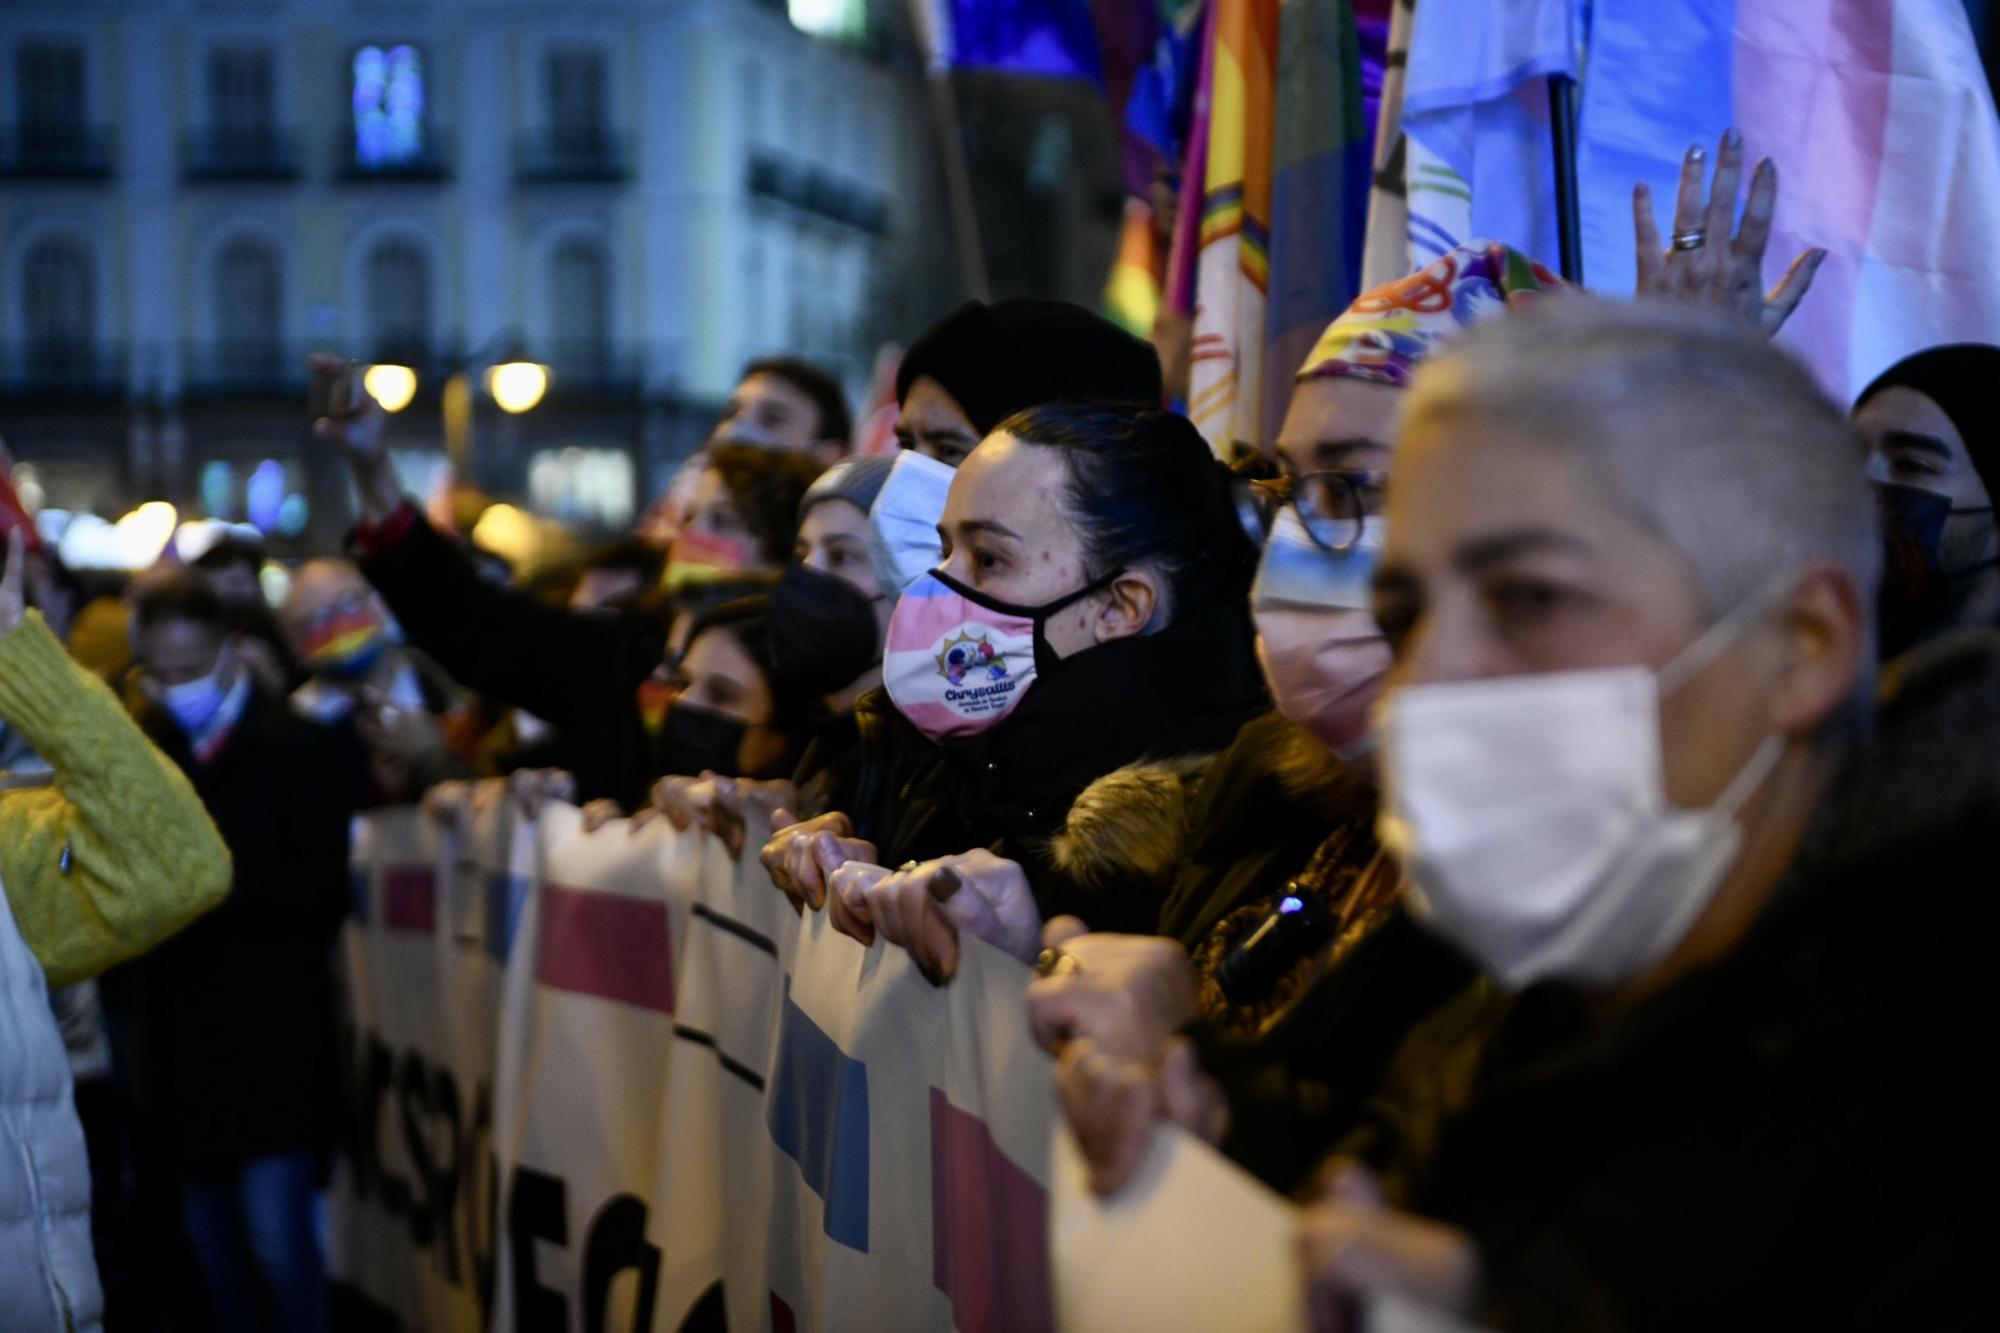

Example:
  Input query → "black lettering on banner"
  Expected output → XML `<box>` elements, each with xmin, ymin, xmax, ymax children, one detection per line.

<box><xmin>465</xmin><ymin>1083</ymin><xmax>499</xmax><ymax>1321</ymax></box>
<box><xmin>367</xmin><ymin>1034</ymin><xmax>407</xmax><ymax>1214</ymax></box>
<box><xmin>509</xmin><ymin>1165</ymin><xmax>569</xmax><ymax>1333</ymax></box>
<box><xmin>429</xmin><ymin>1066</ymin><xmax>465</xmax><ymax>1283</ymax></box>
<box><xmin>397</xmin><ymin>1052</ymin><xmax>437</xmax><ymax>1247</ymax></box>
<box><xmin>583</xmin><ymin>1194</ymin><xmax>661</xmax><ymax>1333</ymax></box>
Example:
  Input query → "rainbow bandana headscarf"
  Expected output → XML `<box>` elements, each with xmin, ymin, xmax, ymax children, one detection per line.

<box><xmin>1298</xmin><ymin>241</ymin><xmax>1564</xmax><ymax>387</ymax></box>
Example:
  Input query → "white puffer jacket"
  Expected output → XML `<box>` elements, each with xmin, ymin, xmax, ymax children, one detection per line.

<box><xmin>0</xmin><ymin>870</ymin><xmax>103</xmax><ymax>1332</ymax></box>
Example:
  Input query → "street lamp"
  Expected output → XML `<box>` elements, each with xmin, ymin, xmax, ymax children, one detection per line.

<box><xmin>440</xmin><ymin>338</ymin><xmax>549</xmax><ymax>474</ymax></box>
<box><xmin>363</xmin><ymin>363</ymin><xmax>419</xmax><ymax>413</ymax></box>
<box><xmin>487</xmin><ymin>361</ymin><xmax>549</xmax><ymax>414</ymax></box>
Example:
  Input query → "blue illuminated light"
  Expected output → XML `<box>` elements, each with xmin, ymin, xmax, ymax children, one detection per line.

<box><xmin>353</xmin><ymin>45</ymin><xmax>426</xmax><ymax>168</ymax></box>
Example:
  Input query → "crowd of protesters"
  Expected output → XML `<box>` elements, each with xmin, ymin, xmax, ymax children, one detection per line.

<box><xmin>2</xmin><ymin>125</ymin><xmax>1996</xmax><ymax>1331</ymax></box>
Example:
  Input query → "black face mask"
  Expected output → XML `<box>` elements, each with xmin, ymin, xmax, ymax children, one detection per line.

<box><xmin>1876</xmin><ymin>483</ymin><xmax>2000</xmax><ymax>657</ymax></box>
<box><xmin>767</xmin><ymin>562</ymin><xmax>886</xmax><ymax>699</ymax></box>
<box><xmin>655</xmin><ymin>702</ymin><xmax>748</xmax><ymax>779</ymax></box>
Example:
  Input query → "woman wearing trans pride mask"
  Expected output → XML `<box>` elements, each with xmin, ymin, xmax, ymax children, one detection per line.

<box><xmin>762</xmin><ymin>402</ymin><xmax>1267</xmax><ymax>965</ymax></box>
<box><xmin>806</xmin><ymin>246</ymin><xmax>1560</xmax><ymax>1054</ymax></box>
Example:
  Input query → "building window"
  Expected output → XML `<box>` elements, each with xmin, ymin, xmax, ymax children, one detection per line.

<box><xmin>789</xmin><ymin>0</ymin><xmax>866</xmax><ymax>41</ymax></box>
<box><xmin>365</xmin><ymin>239</ymin><xmax>430</xmax><ymax>362</ymax></box>
<box><xmin>22</xmin><ymin>236</ymin><xmax>93</xmax><ymax>375</ymax></box>
<box><xmin>544</xmin><ymin>48</ymin><xmax>605</xmax><ymax>152</ymax></box>
<box><xmin>208</xmin><ymin>46</ymin><xmax>275</xmax><ymax>146</ymax></box>
<box><xmin>214</xmin><ymin>239</ymin><xmax>282</xmax><ymax>379</ymax></box>
<box><xmin>549</xmin><ymin>238</ymin><xmax>609</xmax><ymax>372</ymax></box>
<box><xmin>13</xmin><ymin>41</ymin><xmax>86</xmax><ymax>156</ymax></box>
<box><xmin>351</xmin><ymin>44</ymin><xmax>426</xmax><ymax>169</ymax></box>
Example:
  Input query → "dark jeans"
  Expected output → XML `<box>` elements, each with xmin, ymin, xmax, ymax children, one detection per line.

<box><xmin>180</xmin><ymin>1152</ymin><xmax>329</xmax><ymax>1333</ymax></box>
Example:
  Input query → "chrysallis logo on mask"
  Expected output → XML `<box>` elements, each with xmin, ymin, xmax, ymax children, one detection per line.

<box><xmin>936</xmin><ymin>631</ymin><xmax>1010</xmax><ymax>688</ymax></box>
<box><xmin>885</xmin><ymin>573</ymin><xmax>1038</xmax><ymax>740</ymax></box>
<box><xmin>927</xmin><ymin>625</ymin><xmax>1021</xmax><ymax>718</ymax></box>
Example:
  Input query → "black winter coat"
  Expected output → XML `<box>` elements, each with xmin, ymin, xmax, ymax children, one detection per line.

<box><xmin>1035</xmin><ymin>710</ymin><xmax>1477</xmax><ymax>1193</ymax></box>
<box><xmin>355</xmin><ymin>512</ymin><xmax>669</xmax><ymax>808</ymax></box>
<box><xmin>1348</xmin><ymin>632</ymin><xmax>2000</xmax><ymax>1331</ymax></box>
<box><xmin>124</xmin><ymin>691</ymin><xmax>374</xmax><ymax>1166</ymax></box>
<box><xmin>840</xmin><ymin>601</ymin><xmax>1269</xmax><ymax>931</ymax></box>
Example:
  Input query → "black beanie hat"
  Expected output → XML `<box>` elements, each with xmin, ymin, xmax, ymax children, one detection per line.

<box><xmin>1856</xmin><ymin>343</ymin><xmax>2000</xmax><ymax>503</ymax></box>
<box><xmin>895</xmin><ymin>299</ymin><xmax>1164</xmax><ymax>436</ymax></box>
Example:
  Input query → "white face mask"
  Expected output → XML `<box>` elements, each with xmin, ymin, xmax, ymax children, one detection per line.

<box><xmin>866</xmin><ymin>448</ymin><xmax>957</xmax><ymax>597</ymax></box>
<box><xmin>1377</xmin><ymin>590</ymin><xmax>1785</xmax><ymax>990</ymax></box>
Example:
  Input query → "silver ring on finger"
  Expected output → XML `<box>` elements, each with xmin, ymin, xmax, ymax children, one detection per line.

<box><xmin>1671</xmin><ymin>228</ymin><xmax>1707</xmax><ymax>252</ymax></box>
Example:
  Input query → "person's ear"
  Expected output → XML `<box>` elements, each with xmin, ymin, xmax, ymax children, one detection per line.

<box><xmin>1094</xmin><ymin>570</ymin><xmax>1163</xmax><ymax>643</ymax></box>
<box><xmin>1767</xmin><ymin>564</ymin><xmax>1867</xmax><ymax>735</ymax></box>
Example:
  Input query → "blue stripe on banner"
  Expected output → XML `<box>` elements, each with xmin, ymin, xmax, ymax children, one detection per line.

<box><xmin>350</xmin><ymin>868</ymin><xmax>370</xmax><ymax>924</ymax></box>
<box><xmin>484</xmin><ymin>871</ymin><xmax>530</xmax><ymax>962</ymax></box>
<box><xmin>768</xmin><ymin>990</ymin><xmax>870</xmax><ymax>1252</ymax></box>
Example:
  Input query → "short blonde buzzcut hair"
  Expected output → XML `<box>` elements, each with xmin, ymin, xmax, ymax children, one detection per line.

<box><xmin>1404</xmin><ymin>297</ymin><xmax>1880</xmax><ymax>621</ymax></box>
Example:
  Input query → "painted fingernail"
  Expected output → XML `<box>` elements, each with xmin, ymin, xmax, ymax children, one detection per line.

<box><xmin>1725</xmin><ymin>127</ymin><xmax>1742</xmax><ymax>150</ymax></box>
<box><xmin>1688</xmin><ymin>142</ymin><xmax>1704</xmax><ymax>160</ymax></box>
<box><xmin>927</xmin><ymin>867</ymin><xmax>963</xmax><ymax>902</ymax></box>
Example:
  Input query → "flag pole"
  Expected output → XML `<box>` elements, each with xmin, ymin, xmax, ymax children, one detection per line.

<box><xmin>1548</xmin><ymin>73</ymin><xmax>1583</xmax><ymax>285</ymax></box>
<box><xmin>909</xmin><ymin>0</ymin><xmax>992</xmax><ymax>301</ymax></box>
<box><xmin>926</xmin><ymin>72</ymin><xmax>994</xmax><ymax>301</ymax></box>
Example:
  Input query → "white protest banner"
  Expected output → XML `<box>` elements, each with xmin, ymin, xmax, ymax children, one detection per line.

<box><xmin>487</xmin><ymin>804</ymin><xmax>696</xmax><ymax>1333</ymax></box>
<box><xmin>330</xmin><ymin>800</ymin><xmax>533</xmax><ymax>1331</ymax></box>
<box><xmin>645</xmin><ymin>813</ymin><xmax>800</xmax><ymax>1333</ymax></box>
<box><xmin>1051</xmin><ymin>1122</ymin><xmax>1305</xmax><ymax>1333</ymax></box>
<box><xmin>764</xmin><ymin>913</ymin><xmax>1055</xmax><ymax>1333</ymax></box>
<box><xmin>335</xmin><ymin>804</ymin><xmax>1084</xmax><ymax>1333</ymax></box>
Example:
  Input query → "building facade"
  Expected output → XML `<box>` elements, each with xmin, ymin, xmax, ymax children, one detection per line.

<box><xmin>1</xmin><ymin>0</ymin><xmax>952</xmax><ymax>550</ymax></box>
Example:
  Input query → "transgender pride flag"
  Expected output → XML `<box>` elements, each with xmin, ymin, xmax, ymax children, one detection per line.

<box><xmin>1394</xmin><ymin>0</ymin><xmax>2000</xmax><ymax>404</ymax></box>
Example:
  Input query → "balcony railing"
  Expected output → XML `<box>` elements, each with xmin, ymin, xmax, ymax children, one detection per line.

<box><xmin>0</xmin><ymin>341</ymin><xmax>659</xmax><ymax>404</ymax></box>
<box><xmin>336</xmin><ymin>128</ymin><xmax>452</xmax><ymax>182</ymax></box>
<box><xmin>184</xmin><ymin>340</ymin><xmax>314</xmax><ymax>397</ymax></box>
<box><xmin>0</xmin><ymin>124</ymin><xmax>115</xmax><ymax>180</ymax></box>
<box><xmin>0</xmin><ymin>341</ymin><xmax>128</xmax><ymax>400</ymax></box>
<box><xmin>746</xmin><ymin>150</ymin><xmax>888</xmax><ymax>235</ymax></box>
<box><xmin>540</xmin><ymin>341</ymin><xmax>646</xmax><ymax>398</ymax></box>
<box><xmin>514</xmin><ymin>128</ymin><xmax>631</xmax><ymax>183</ymax></box>
<box><xmin>182</xmin><ymin>127</ymin><xmax>302</xmax><ymax>183</ymax></box>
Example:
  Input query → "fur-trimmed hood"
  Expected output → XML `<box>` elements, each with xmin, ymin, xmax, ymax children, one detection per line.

<box><xmin>1043</xmin><ymin>713</ymin><xmax>1361</xmax><ymax>899</ymax></box>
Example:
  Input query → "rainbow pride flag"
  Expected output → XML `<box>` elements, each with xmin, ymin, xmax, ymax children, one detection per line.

<box><xmin>1187</xmin><ymin>0</ymin><xmax>1279</xmax><ymax>452</ymax></box>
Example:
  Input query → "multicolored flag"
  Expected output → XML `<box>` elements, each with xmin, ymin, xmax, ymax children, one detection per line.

<box><xmin>1102</xmin><ymin>197</ymin><xmax>1166</xmax><ymax>336</ymax></box>
<box><xmin>1396</xmin><ymin>0</ymin><xmax>2000</xmax><ymax>402</ymax></box>
<box><xmin>1187</xmin><ymin>0</ymin><xmax>1279</xmax><ymax>453</ymax></box>
<box><xmin>1262</xmin><ymin>0</ymin><xmax>1370</xmax><ymax>428</ymax></box>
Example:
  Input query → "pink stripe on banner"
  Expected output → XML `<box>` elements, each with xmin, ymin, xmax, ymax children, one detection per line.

<box><xmin>534</xmin><ymin>884</ymin><xmax>674</xmax><ymax>1013</ymax></box>
<box><xmin>930</xmin><ymin>1088</ymin><xmax>1054</xmax><ymax>1333</ymax></box>
<box><xmin>382</xmin><ymin>866</ymin><xmax>436</xmax><ymax>933</ymax></box>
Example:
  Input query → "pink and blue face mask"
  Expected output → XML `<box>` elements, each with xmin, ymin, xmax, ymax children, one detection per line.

<box><xmin>883</xmin><ymin>567</ymin><xmax>1117</xmax><ymax>742</ymax></box>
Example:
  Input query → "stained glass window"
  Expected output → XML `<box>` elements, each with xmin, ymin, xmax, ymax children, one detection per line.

<box><xmin>352</xmin><ymin>44</ymin><xmax>425</xmax><ymax>168</ymax></box>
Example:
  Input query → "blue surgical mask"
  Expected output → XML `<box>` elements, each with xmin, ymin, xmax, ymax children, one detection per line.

<box><xmin>162</xmin><ymin>668</ymin><xmax>231</xmax><ymax>734</ymax></box>
<box><xmin>866</xmin><ymin>449</ymin><xmax>956</xmax><ymax>597</ymax></box>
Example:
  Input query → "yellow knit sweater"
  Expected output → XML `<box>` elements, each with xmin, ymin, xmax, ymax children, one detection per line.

<box><xmin>0</xmin><ymin>610</ymin><xmax>232</xmax><ymax>987</ymax></box>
